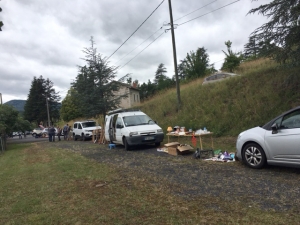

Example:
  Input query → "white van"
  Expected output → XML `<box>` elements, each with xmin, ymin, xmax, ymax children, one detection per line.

<box><xmin>105</xmin><ymin>109</ymin><xmax>164</xmax><ymax>150</ymax></box>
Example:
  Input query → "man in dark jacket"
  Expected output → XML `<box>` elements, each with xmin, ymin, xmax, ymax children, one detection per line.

<box><xmin>48</xmin><ymin>126</ymin><xmax>56</xmax><ymax>142</ymax></box>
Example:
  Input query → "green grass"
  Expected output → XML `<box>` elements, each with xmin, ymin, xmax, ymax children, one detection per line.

<box><xmin>1</xmin><ymin>142</ymin><xmax>300</xmax><ymax>224</ymax></box>
<box><xmin>139</xmin><ymin>58</ymin><xmax>300</xmax><ymax>137</ymax></box>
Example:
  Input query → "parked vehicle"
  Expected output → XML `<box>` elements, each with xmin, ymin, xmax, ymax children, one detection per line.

<box><xmin>73</xmin><ymin>121</ymin><xmax>101</xmax><ymax>141</ymax></box>
<box><xmin>32</xmin><ymin>127</ymin><xmax>43</xmax><ymax>137</ymax></box>
<box><xmin>41</xmin><ymin>128</ymin><xmax>59</xmax><ymax>136</ymax></box>
<box><xmin>105</xmin><ymin>108</ymin><xmax>164</xmax><ymax>150</ymax></box>
<box><xmin>236</xmin><ymin>106</ymin><xmax>300</xmax><ymax>169</ymax></box>
<box><xmin>202</xmin><ymin>72</ymin><xmax>239</xmax><ymax>85</ymax></box>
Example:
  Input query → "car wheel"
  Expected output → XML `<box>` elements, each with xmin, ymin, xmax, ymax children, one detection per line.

<box><xmin>81</xmin><ymin>134</ymin><xmax>86</xmax><ymax>141</ymax></box>
<box><xmin>32</xmin><ymin>133</ymin><xmax>36</xmax><ymax>137</ymax></box>
<box><xmin>123</xmin><ymin>137</ymin><xmax>130</xmax><ymax>151</ymax></box>
<box><xmin>242</xmin><ymin>143</ymin><xmax>266</xmax><ymax>169</ymax></box>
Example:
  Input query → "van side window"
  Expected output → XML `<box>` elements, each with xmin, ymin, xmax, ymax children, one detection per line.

<box><xmin>78</xmin><ymin>124</ymin><xmax>82</xmax><ymax>129</ymax></box>
<box><xmin>74</xmin><ymin>123</ymin><xmax>77</xmax><ymax>129</ymax></box>
<box><xmin>116</xmin><ymin>117</ymin><xmax>123</xmax><ymax>129</ymax></box>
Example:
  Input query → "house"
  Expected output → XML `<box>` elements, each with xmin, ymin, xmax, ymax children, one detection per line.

<box><xmin>113</xmin><ymin>81</ymin><xmax>140</xmax><ymax>109</ymax></box>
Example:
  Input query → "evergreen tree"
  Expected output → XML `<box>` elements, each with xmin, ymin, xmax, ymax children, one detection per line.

<box><xmin>71</xmin><ymin>37</ymin><xmax>128</xmax><ymax>118</ymax></box>
<box><xmin>248</xmin><ymin>0</ymin><xmax>300</xmax><ymax>66</ymax></box>
<box><xmin>221</xmin><ymin>41</ymin><xmax>243</xmax><ymax>72</ymax></box>
<box><xmin>24</xmin><ymin>75</ymin><xmax>60</xmax><ymax>126</ymax></box>
<box><xmin>154</xmin><ymin>63</ymin><xmax>168</xmax><ymax>85</ymax></box>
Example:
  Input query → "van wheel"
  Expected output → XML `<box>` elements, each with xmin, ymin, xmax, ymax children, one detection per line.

<box><xmin>123</xmin><ymin>137</ymin><xmax>130</xmax><ymax>151</ymax></box>
<box><xmin>73</xmin><ymin>134</ymin><xmax>77</xmax><ymax>141</ymax></box>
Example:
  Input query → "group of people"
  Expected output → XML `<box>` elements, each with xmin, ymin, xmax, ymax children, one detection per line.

<box><xmin>48</xmin><ymin>124</ymin><xmax>72</xmax><ymax>142</ymax></box>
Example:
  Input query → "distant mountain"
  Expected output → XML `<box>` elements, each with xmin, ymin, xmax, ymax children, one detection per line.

<box><xmin>4</xmin><ymin>100</ymin><xmax>26</xmax><ymax>113</ymax></box>
<box><xmin>4</xmin><ymin>99</ymin><xmax>62</xmax><ymax>113</ymax></box>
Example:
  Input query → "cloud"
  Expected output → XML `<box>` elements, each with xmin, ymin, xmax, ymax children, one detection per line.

<box><xmin>0</xmin><ymin>0</ymin><xmax>272</xmax><ymax>103</ymax></box>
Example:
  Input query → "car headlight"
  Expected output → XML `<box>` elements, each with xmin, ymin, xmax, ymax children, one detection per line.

<box><xmin>157</xmin><ymin>129</ymin><xmax>163</xmax><ymax>133</ymax></box>
<box><xmin>129</xmin><ymin>132</ymin><xmax>138</xmax><ymax>136</ymax></box>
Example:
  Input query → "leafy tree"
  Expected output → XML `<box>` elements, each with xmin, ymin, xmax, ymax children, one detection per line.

<box><xmin>0</xmin><ymin>104</ymin><xmax>19</xmax><ymax>135</ymax></box>
<box><xmin>221</xmin><ymin>40</ymin><xmax>243</xmax><ymax>72</ymax></box>
<box><xmin>71</xmin><ymin>37</ymin><xmax>128</xmax><ymax>118</ymax></box>
<box><xmin>12</xmin><ymin>116</ymin><xmax>32</xmax><ymax>134</ymax></box>
<box><xmin>182</xmin><ymin>47</ymin><xmax>210</xmax><ymax>79</ymax></box>
<box><xmin>60</xmin><ymin>88</ymin><xmax>84</xmax><ymax>122</ymax></box>
<box><xmin>248</xmin><ymin>0</ymin><xmax>300</xmax><ymax>66</ymax></box>
<box><xmin>23</xmin><ymin>75</ymin><xmax>61</xmax><ymax>126</ymax></box>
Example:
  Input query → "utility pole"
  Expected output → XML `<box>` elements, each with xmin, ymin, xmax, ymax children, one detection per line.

<box><xmin>168</xmin><ymin>0</ymin><xmax>181</xmax><ymax>109</ymax></box>
<box><xmin>46</xmin><ymin>97</ymin><xmax>51</xmax><ymax>127</ymax></box>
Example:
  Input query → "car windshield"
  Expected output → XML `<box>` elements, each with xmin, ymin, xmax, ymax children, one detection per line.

<box><xmin>123</xmin><ymin>115</ymin><xmax>155</xmax><ymax>127</ymax></box>
<box><xmin>82</xmin><ymin>122</ymin><xmax>96</xmax><ymax>128</ymax></box>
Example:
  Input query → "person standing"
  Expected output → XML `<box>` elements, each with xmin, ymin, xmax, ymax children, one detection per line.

<box><xmin>57</xmin><ymin>126</ymin><xmax>62</xmax><ymax>141</ymax></box>
<box><xmin>67</xmin><ymin>125</ymin><xmax>72</xmax><ymax>141</ymax></box>
<box><xmin>63</xmin><ymin>124</ymin><xmax>68</xmax><ymax>140</ymax></box>
<box><xmin>48</xmin><ymin>126</ymin><xmax>56</xmax><ymax>142</ymax></box>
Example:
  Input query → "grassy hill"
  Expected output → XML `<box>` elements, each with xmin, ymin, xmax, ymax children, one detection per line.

<box><xmin>138</xmin><ymin>58</ymin><xmax>300</xmax><ymax>137</ymax></box>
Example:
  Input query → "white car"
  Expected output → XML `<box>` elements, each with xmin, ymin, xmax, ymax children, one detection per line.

<box><xmin>73</xmin><ymin>121</ymin><xmax>101</xmax><ymax>141</ymax></box>
<box><xmin>236</xmin><ymin>106</ymin><xmax>300</xmax><ymax>169</ymax></box>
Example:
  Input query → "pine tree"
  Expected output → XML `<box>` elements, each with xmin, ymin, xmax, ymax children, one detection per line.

<box><xmin>248</xmin><ymin>0</ymin><xmax>300</xmax><ymax>66</ymax></box>
<box><xmin>24</xmin><ymin>76</ymin><xmax>60</xmax><ymax>126</ymax></box>
<box><xmin>71</xmin><ymin>37</ymin><xmax>128</xmax><ymax>118</ymax></box>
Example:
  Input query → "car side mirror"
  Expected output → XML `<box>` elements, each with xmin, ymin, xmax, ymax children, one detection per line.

<box><xmin>271</xmin><ymin>123</ymin><xmax>278</xmax><ymax>134</ymax></box>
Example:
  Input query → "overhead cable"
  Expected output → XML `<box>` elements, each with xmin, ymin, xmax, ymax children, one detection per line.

<box><xmin>118</xmin><ymin>32</ymin><xmax>165</xmax><ymax>71</ymax></box>
<box><xmin>174</xmin><ymin>0</ymin><xmax>218</xmax><ymax>22</ymax></box>
<box><xmin>116</xmin><ymin>26</ymin><xmax>163</xmax><ymax>64</ymax></box>
<box><xmin>107</xmin><ymin>0</ymin><xmax>165</xmax><ymax>60</ymax></box>
<box><xmin>178</xmin><ymin>0</ymin><xmax>240</xmax><ymax>27</ymax></box>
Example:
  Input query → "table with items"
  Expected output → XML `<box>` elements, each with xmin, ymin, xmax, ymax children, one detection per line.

<box><xmin>166</xmin><ymin>132</ymin><xmax>214</xmax><ymax>150</ymax></box>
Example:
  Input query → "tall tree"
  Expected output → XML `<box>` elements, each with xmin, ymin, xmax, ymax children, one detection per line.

<box><xmin>182</xmin><ymin>47</ymin><xmax>210</xmax><ymax>79</ymax></box>
<box><xmin>154</xmin><ymin>63</ymin><xmax>168</xmax><ymax>85</ymax></box>
<box><xmin>24</xmin><ymin>76</ymin><xmax>60</xmax><ymax>126</ymax></box>
<box><xmin>248</xmin><ymin>0</ymin><xmax>300</xmax><ymax>66</ymax></box>
<box><xmin>221</xmin><ymin>40</ymin><xmax>243</xmax><ymax>72</ymax></box>
<box><xmin>71</xmin><ymin>37</ymin><xmax>128</xmax><ymax>118</ymax></box>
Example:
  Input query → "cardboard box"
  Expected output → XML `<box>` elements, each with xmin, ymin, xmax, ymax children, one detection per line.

<box><xmin>164</xmin><ymin>142</ymin><xmax>193</xmax><ymax>156</ymax></box>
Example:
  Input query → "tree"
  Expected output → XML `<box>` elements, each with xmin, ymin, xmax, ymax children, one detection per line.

<box><xmin>221</xmin><ymin>40</ymin><xmax>243</xmax><ymax>72</ymax></box>
<box><xmin>0</xmin><ymin>104</ymin><xmax>19</xmax><ymax>135</ymax></box>
<box><xmin>248</xmin><ymin>0</ymin><xmax>300</xmax><ymax>66</ymax></box>
<box><xmin>23</xmin><ymin>75</ymin><xmax>61</xmax><ymax>126</ymax></box>
<box><xmin>154</xmin><ymin>63</ymin><xmax>168</xmax><ymax>85</ymax></box>
<box><xmin>182</xmin><ymin>47</ymin><xmax>210</xmax><ymax>79</ymax></box>
<box><xmin>71</xmin><ymin>37</ymin><xmax>128</xmax><ymax>118</ymax></box>
<box><xmin>60</xmin><ymin>88</ymin><xmax>84</xmax><ymax>122</ymax></box>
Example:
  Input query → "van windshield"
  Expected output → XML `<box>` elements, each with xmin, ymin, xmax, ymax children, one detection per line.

<box><xmin>123</xmin><ymin>115</ymin><xmax>155</xmax><ymax>127</ymax></box>
<box><xmin>82</xmin><ymin>122</ymin><xmax>96</xmax><ymax>128</ymax></box>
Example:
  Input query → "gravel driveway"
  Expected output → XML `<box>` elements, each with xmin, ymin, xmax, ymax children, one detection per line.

<box><xmin>46</xmin><ymin>140</ymin><xmax>300</xmax><ymax>212</ymax></box>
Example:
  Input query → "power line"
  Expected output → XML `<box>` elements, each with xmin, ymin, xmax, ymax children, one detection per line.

<box><xmin>118</xmin><ymin>32</ymin><xmax>165</xmax><ymax>71</ymax></box>
<box><xmin>116</xmin><ymin>26</ymin><xmax>163</xmax><ymax>64</ymax></box>
<box><xmin>178</xmin><ymin>0</ymin><xmax>240</xmax><ymax>27</ymax></box>
<box><xmin>107</xmin><ymin>0</ymin><xmax>165</xmax><ymax>60</ymax></box>
<box><xmin>174</xmin><ymin>0</ymin><xmax>218</xmax><ymax>22</ymax></box>
<box><xmin>115</xmin><ymin>0</ymin><xmax>218</xmax><ymax>66</ymax></box>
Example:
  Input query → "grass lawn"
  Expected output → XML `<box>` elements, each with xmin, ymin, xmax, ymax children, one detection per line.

<box><xmin>0</xmin><ymin>141</ymin><xmax>299</xmax><ymax>225</ymax></box>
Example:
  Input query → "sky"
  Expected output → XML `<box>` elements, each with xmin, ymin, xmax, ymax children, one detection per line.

<box><xmin>0</xmin><ymin>0</ymin><xmax>272</xmax><ymax>104</ymax></box>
